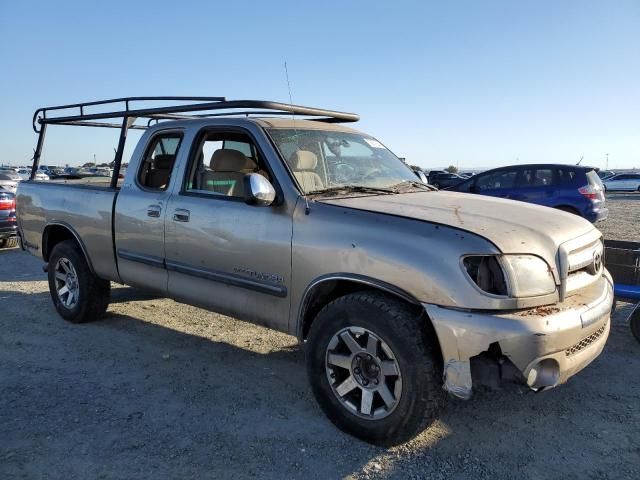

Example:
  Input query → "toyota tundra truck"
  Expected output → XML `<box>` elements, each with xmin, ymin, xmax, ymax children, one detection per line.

<box><xmin>17</xmin><ymin>97</ymin><xmax>613</xmax><ymax>446</ymax></box>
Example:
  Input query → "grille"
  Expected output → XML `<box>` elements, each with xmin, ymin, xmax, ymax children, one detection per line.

<box><xmin>561</xmin><ymin>237</ymin><xmax>605</xmax><ymax>298</ymax></box>
<box><xmin>565</xmin><ymin>323</ymin><xmax>607</xmax><ymax>357</ymax></box>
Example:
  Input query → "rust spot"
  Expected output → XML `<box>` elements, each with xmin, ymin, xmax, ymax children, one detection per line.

<box><xmin>453</xmin><ymin>206</ymin><xmax>464</xmax><ymax>225</ymax></box>
<box><xmin>518</xmin><ymin>306</ymin><xmax>561</xmax><ymax>317</ymax></box>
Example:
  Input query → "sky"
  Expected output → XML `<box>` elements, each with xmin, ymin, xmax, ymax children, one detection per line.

<box><xmin>1</xmin><ymin>0</ymin><xmax>638</xmax><ymax>170</ymax></box>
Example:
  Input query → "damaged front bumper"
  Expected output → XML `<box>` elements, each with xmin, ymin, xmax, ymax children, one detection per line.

<box><xmin>424</xmin><ymin>275</ymin><xmax>613</xmax><ymax>400</ymax></box>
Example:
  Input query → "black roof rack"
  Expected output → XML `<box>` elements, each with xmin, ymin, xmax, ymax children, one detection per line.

<box><xmin>29</xmin><ymin>96</ymin><xmax>360</xmax><ymax>186</ymax></box>
<box><xmin>32</xmin><ymin>96</ymin><xmax>360</xmax><ymax>133</ymax></box>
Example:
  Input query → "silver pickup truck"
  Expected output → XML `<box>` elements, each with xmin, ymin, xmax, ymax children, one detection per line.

<box><xmin>18</xmin><ymin>97</ymin><xmax>613</xmax><ymax>446</ymax></box>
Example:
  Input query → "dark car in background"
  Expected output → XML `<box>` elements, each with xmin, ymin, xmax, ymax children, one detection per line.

<box><xmin>447</xmin><ymin>164</ymin><xmax>607</xmax><ymax>223</ymax></box>
<box><xmin>429</xmin><ymin>172</ymin><xmax>465</xmax><ymax>189</ymax></box>
<box><xmin>0</xmin><ymin>191</ymin><xmax>18</xmax><ymax>249</ymax></box>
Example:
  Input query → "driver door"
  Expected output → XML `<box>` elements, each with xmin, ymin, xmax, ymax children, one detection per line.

<box><xmin>164</xmin><ymin>128</ymin><xmax>293</xmax><ymax>332</ymax></box>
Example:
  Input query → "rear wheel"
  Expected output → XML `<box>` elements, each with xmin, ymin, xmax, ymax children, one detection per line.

<box><xmin>47</xmin><ymin>240</ymin><xmax>110</xmax><ymax>323</ymax></box>
<box><xmin>306</xmin><ymin>292</ymin><xmax>442</xmax><ymax>446</ymax></box>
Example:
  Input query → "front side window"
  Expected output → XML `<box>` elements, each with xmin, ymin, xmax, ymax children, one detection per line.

<box><xmin>184</xmin><ymin>131</ymin><xmax>269</xmax><ymax>198</ymax></box>
<box><xmin>138</xmin><ymin>132</ymin><xmax>182</xmax><ymax>191</ymax></box>
<box><xmin>268</xmin><ymin>129</ymin><xmax>418</xmax><ymax>194</ymax></box>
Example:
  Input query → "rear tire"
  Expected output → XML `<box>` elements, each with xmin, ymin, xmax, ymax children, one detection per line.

<box><xmin>306</xmin><ymin>292</ymin><xmax>442</xmax><ymax>446</ymax></box>
<box><xmin>47</xmin><ymin>240</ymin><xmax>110</xmax><ymax>323</ymax></box>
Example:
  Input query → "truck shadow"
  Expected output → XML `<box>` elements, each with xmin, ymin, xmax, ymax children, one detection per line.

<box><xmin>2</xmin><ymin>287</ymin><xmax>638</xmax><ymax>479</ymax></box>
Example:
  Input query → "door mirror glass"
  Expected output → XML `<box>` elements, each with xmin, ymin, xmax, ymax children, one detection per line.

<box><xmin>244</xmin><ymin>173</ymin><xmax>276</xmax><ymax>206</ymax></box>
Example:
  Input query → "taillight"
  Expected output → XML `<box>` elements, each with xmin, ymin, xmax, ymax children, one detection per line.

<box><xmin>0</xmin><ymin>197</ymin><xmax>15</xmax><ymax>210</ymax></box>
<box><xmin>578</xmin><ymin>184</ymin><xmax>600</xmax><ymax>200</ymax></box>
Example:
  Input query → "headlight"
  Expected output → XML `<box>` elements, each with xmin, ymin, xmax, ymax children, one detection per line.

<box><xmin>463</xmin><ymin>254</ymin><xmax>556</xmax><ymax>298</ymax></box>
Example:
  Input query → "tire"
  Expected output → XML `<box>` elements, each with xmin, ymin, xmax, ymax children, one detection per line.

<box><xmin>47</xmin><ymin>240</ymin><xmax>110</xmax><ymax>323</ymax></box>
<box><xmin>630</xmin><ymin>306</ymin><xmax>640</xmax><ymax>344</ymax></box>
<box><xmin>306</xmin><ymin>292</ymin><xmax>442</xmax><ymax>446</ymax></box>
<box><xmin>432</xmin><ymin>182</ymin><xmax>440</xmax><ymax>189</ymax></box>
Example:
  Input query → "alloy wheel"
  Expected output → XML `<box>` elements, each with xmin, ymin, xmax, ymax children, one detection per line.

<box><xmin>325</xmin><ymin>326</ymin><xmax>402</xmax><ymax>419</ymax></box>
<box><xmin>54</xmin><ymin>257</ymin><xmax>80</xmax><ymax>309</ymax></box>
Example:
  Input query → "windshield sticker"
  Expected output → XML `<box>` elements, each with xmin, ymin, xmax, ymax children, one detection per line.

<box><xmin>364</xmin><ymin>138</ymin><xmax>386</xmax><ymax>149</ymax></box>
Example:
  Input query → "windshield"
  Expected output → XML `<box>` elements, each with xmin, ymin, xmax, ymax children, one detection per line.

<box><xmin>268</xmin><ymin>128</ymin><xmax>420</xmax><ymax>194</ymax></box>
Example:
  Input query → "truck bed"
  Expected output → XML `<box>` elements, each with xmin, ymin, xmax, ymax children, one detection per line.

<box><xmin>17</xmin><ymin>181</ymin><xmax>120</xmax><ymax>282</ymax></box>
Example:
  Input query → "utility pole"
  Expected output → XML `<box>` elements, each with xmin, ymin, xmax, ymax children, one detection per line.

<box><xmin>605</xmin><ymin>153</ymin><xmax>609</xmax><ymax>170</ymax></box>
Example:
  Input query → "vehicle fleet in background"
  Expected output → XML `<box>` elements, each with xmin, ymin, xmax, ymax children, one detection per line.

<box><xmin>407</xmin><ymin>164</ymin><xmax>637</xmax><ymax>223</ymax></box>
<box><xmin>0</xmin><ymin>191</ymin><xmax>18</xmax><ymax>249</ymax></box>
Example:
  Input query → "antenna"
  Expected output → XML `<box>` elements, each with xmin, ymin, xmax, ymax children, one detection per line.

<box><xmin>577</xmin><ymin>155</ymin><xmax>584</xmax><ymax>165</ymax></box>
<box><xmin>284</xmin><ymin>62</ymin><xmax>294</xmax><ymax>113</ymax></box>
<box><xmin>284</xmin><ymin>61</ymin><xmax>310</xmax><ymax>214</ymax></box>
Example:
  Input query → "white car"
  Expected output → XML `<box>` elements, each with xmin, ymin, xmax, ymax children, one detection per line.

<box><xmin>603</xmin><ymin>173</ymin><xmax>640</xmax><ymax>192</ymax></box>
<box><xmin>16</xmin><ymin>168</ymin><xmax>49</xmax><ymax>181</ymax></box>
<box><xmin>0</xmin><ymin>171</ymin><xmax>21</xmax><ymax>193</ymax></box>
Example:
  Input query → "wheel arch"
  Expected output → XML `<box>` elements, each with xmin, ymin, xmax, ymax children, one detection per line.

<box><xmin>297</xmin><ymin>274</ymin><xmax>427</xmax><ymax>342</ymax></box>
<box><xmin>42</xmin><ymin>222</ymin><xmax>95</xmax><ymax>274</ymax></box>
<box><xmin>554</xmin><ymin>205</ymin><xmax>581</xmax><ymax>216</ymax></box>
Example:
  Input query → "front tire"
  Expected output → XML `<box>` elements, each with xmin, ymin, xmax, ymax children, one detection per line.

<box><xmin>47</xmin><ymin>240</ymin><xmax>110</xmax><ymax>323</ymax></box>
<box><xmin>306</xmin><ymin>292</ymin><xmax>442</xmax><ymax>446</ymax></box>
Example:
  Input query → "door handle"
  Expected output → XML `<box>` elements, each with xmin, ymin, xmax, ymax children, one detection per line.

<box><xmin>173</xmin><ymin>208</ymin><xmax>190</xmax><ymax>222</ymax></box>
<box><xmin>147</xmin><ymin>205</ymin><xmax>162</xmax><ymax>217</ymax></box>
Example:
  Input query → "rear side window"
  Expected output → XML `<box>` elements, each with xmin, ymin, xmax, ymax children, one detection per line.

<box><xmin>475</xmin><ymin>170</ymin><xmax>517</xmax><ymax>190</ymax></box>
<box><xmin>521</xmin><ymin>168</ymin><xmax>554</xmax><ymax>187</ymax></box>
<box><xmin>556</xmin><ymin>168</ymin><xmax>577</xmax><ymax>185</ymax></box>
<box><xmin>138</xmin><ymin>132</ymin><xmax>183</xmax><ymax>191</ymax></box>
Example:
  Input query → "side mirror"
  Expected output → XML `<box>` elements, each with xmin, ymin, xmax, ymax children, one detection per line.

<box><xmin>244</xmin><ymin>173</ymin><xmax>276</xmax><ymax>206</ymax></box>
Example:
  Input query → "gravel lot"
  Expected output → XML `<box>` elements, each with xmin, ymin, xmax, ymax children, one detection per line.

<box><xmin>597</xmin><ymin>192</ymin><xmax>640</xmax><ymax>241</ymax></box>
<box><xmin>1</xmin><ymin>195</ymin><xmax>638</xmax><ymax>480</ymax></box>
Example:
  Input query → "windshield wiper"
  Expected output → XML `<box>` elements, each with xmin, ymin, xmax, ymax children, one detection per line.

<box><xmin>307</xmin><ymin>185</ymin><xmax>396</xmax><ymax>197</ymax></box>
<box><xmin>387</xmin><ymin>180</ymin><xmax>436</xmax><ymax>192</ymax></box>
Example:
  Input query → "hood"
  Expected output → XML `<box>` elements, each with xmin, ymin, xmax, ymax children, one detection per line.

<box><xmin>320</xmin><ymin>191</ymin><xmax>598</xmax><ymax>273</ymax></box>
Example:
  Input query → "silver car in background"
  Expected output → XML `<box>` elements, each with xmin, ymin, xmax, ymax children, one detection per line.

<box><xmin>603</xmin><ymin>172</ymin><xmax>640</xmax><ymax>192</ymax></box>
<box><xmin>0</xmin><ymin>171</ymin><xmax>21</xmax><ymax>193</ymax></box>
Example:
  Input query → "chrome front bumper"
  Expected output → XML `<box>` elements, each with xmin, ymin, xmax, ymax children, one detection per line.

<box><xmin>424</xmin><ymin>275</ymin><xmax>613</xmax><ymax>399</ymax></box>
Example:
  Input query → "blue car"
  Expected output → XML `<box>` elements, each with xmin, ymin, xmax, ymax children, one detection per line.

<box><xmin>447</xmin><ymin>164</ymin><xmax>607</xmax><ymax>223</ymax></box>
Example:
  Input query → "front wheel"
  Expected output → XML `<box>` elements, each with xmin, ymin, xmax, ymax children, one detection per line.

<box><xmin>48</xmin><ymin>240</ymin><xmax>110</xmax><ymax>323</ymax></box>
<box><xmin>306</xmin><ymin>292</ymin><xmax>442</xmax><ymax>446</ymax></box>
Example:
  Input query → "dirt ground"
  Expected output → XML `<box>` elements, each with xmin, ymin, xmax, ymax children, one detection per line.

<box><xmin>1</xmin><ymin>195</ymin><xmax>639</xmax><ymax>480</ymax></box>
